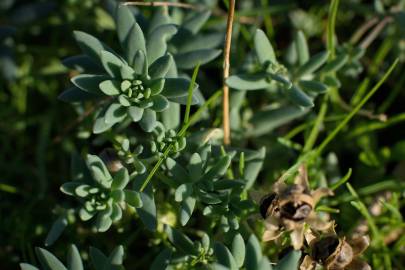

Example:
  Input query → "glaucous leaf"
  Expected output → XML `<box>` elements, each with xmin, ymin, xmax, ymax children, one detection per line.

<box><xmin>147</xmin><ymin>24</ymin><xmax>178</xmax><ymax>64</ymax></box>
<box><xmin>214</xmin><ymin>243</ymin><xmax>238</xmax><ymax>270</ymax></box>
<box><xmin>139</xmin><ymin>109</ymin><xmax>157</xmax><ymax>132</ymax></box>
<box><xmin>180</xmin><ymin>196</ymin><xmax>196</xmax><ymax>225</ymax></box>
<box><xmin>71</xmin><ymin>74</ymin><xmax>108</xmax><ymax>94</ymax></box>
<box><xmin>150</xmin><ymin>248</ymin><xmax>172</xmax><ymax>270</ymax></box>
<box><xmin>298</xmin><ymin>80</ymin><xmax>328</xmax><ymax>93</ymax></box>
<box><xmin>245</xmin><ymin>235</ymin><xmax>262</xmax><ymax>270</ymax></box>
<box><xmin>273</xmin><ymin>250</ymin><xmax>301</xmax><ymax>270</ymax></box>
<box><xmin>58</xmin><ymin>87</ymin><xmax>99</xmax><ymax>102</ymax></box>
<box><xmin>295</xmin><ymin>51</ymin><xmax>329</xmax><ymax>77</ymax></box>
<box><xmin>35</xmin><ymin>247</ymin><xmax>67</xmax><ymax>270</ymax></box>
<box><xmin>164</xmin><ymin>225</ymin><xmax>198</xmax><ymax>255</ymax></box>
<box><xmin>62</xmin><ymin>55</ymin><xmax>102</xmax><ymax>73</ymax></box>
<box><xmin>254</xmin><ymin>29</ymin><xmax>277</xmax><ymax>65</ymax></box>
<box><xmin>182</xmin><ymin>10</ymin><xmax>211</xmax><ymax>34</ymax></box>
<box><xmin>100</xmin><ymin>50</ymin><xmax>126</xmax><ymax>78</ymax></box>
<box><xmin>174</xmin><ymin>49</ymin><xmax>221</xmax><ymax>69</ymax></box>
<box><xmin>93</xmin><ymin>116</ymin><xmax>115</xmax><ymax>134</ymax></box>
<box><xmin>322</xmin><ymin>54</ymin><xmax>348</xmax><ymax>73</ymax></box>
<box><xmin>115</xmin><ymin>5</ymin><xmax>136</xmax><ymax>49</ymax></box>
<box><xmin>73</xmin><ymin>31</ymin><xmax>110</xmax><ymax>64</ymax></box>
<box><xmin>108</xmin><ymin>246</ymin><xmax>124</xmax><ymax>265</ymax></box>
<box><xmin>67</xmin><ymin>245</ymin><xmax>83</xmax><ymax>270</ymax></box>
<box><xmin>294</xmin><ymin>31</ymin><xmax>309</xmax><ymax>66</ymax></box>
<box><xmin>285</xmin><ymin>85</ymin><xmax>314</xmax><ymax>107</ymax></box>
<box><xmin>226</xmin><ymin>74</ymin><xmax>270</xmax><ymax>90</ymax></box>
<box><xmin>99</xmin><ymin>80</ymin><xmax>120</xmax><ymax>95</ymax></box>
<box><xmin>124</xmin><ymin>190</ymin><xmax>142</xmax><ymax>208</ymax></box>
<box><xmin>44</xmin><ymin>216</ymin><xmax>68</xmax><ymax>247</ymax></box>
<box><xmin>128</xmin><ymin>106</ymin><xmax>144</xmax><ymax>122</ymax></box>
<box><xmin>148</xmin><ymin>54</ymin><xmax>172</xmax><ymax>79</ymax></box>
<box><xmin>111</xmin><ymin>168</ymin><xmax>129</xmax><ymax>190</ymax></box>
<box><xmin>232</xmin><ymin>234</ymin><xmax>245</xmax><ymax>268</ymax></box>
<box><xmin>105</xmin><ymin>103</ymin><xmax>126</xmax><ymax>124</ymax></box>
<box><xmin>126</xmin><ymin>23</ymin><xmax>146</xmax><ymax>66</ymax></box>
<box><xmin>137</xmin><ymin>184</ymin><xmax>157</xmax><ymax>231</ymax></box>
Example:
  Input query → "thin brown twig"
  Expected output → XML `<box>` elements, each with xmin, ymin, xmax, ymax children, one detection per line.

<box><xmin>359</xmin><ymin>16</ymin><xmax>393</xmax><ymax>49</ymax></box>
<box><xmin>123</xmin><ymin>1</ymin><xmax>201</xmax><ymax>10</ymax></box>
<box><xmin>222</xmin><ymin>0</ymin><xmax>235</xmax><ymax>145</ymax></box>
<box><xmin>350</xmin><ymin>17</ymin><xmax>379</xmax><ymax>44</ymax></box>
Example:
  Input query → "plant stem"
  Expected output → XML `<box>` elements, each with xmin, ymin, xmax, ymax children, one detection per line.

<box><xmin>360</xmin><ymin>16</ymin><xmax>393</xmax><ymax>49</ymax></box>
<box><xmin>222</xmin><ymin>0</ymin><xmax>235</xmax><ymax>145</ymax></box>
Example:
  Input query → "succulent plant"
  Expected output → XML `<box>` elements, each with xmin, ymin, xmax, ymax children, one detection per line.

<box><xmin>60</xmin><ymin>4</ymin><xmax>201</xmax><ymax>133</ymax></box>
<box><xmin>60</xmin><ymin>154</ymin><xmax>142</xmax><ymax>232</ymax></box>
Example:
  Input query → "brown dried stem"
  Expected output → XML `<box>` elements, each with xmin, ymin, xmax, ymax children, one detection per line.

<box><xmin>359</xmin><ymin>16</ymin><xmax>393</xmax><ymax>49</ymax></box>
<box><xmin>222</xmin><ymin>0</ymin><xmax>235</xmax><ymax>145</ymax></box>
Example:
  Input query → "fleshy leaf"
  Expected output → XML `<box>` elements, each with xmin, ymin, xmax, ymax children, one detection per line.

<box><xmin>147</xmin><ymin>24</ymin><xmax>178</xmax><ymax>64</ymax></box>
<box><xmin>299</xmin><ymin>80</ymin><xmax>328</xmax><ymax>93</ymax></box>
<box><xmin>148</xmin><ymin>54</ymin><xmax>172</xmax><ymax>79</ymax></box>
<box><xmin>174</xmin><ymin>49</ymin><xmax>221</xmax><ymax>69</ymax></box>
<box><xmin>58</xmin><ymin>87</ymin><xmax>99</xmax><ymax>102</ymax></box>
<box><xmin>254</xmin><ymin>29</ymin><xmax>277</xmax><ymax>65</ymax></box>
<box><xmin>67</xmin><ymin>245</ymin><xmax>83</xmax><ymax>270</ymax></box>
<box><xmin>139</xmin><ymin>109</ymin><xmax>157</xmax><ymax>132</ymax></box>
<box><xmin>226</xmin><ymin>74</ymin><xmax>270</xmax><ymax>90</ymax></box>
<box><xmin>126</xmin><ymin>23</ymin><xmax>146</xmax><ymax>66</ymax></box>
<box><xmin>35</xmin><ymin>247</ymin><xmax>67</xmax><ymax>270</ymax></box>
<box><xmin>71</xmin><ymin>74</ymin><xmax>108</xmax><ymax>94</ymax></box>
<box><xmin>100</xmin><ymin>50</ymin><xmax>126</xmax><ymax>78</ymax></box>
<box><xmin>295</xmin><ymin>51</ymin><xmax>329</xmax><ymax>77</ymax></box>
<box><xmin>285</xmin><ymin>85</ymin><xmax>314</xmax><ymax>107</ymax></box>
<box><xmin>180</xmin><ymin>196</ymin><xmax>196</xmax><ymax>226</ymax></box>
<box><xmin>232</xmin><ymin>234</ymin><xmax>246</xmax><ymax>268</ymax></box>
<box><xmin>295</xmin><ymin>30</ymin><xmax>309</xmax><ymax>65</ymax></box>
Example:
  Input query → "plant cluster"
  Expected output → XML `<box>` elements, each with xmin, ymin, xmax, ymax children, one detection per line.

<box><xmin>1</xmin><ymin>0</ymin><xmax>405</xmax><ymax>270</ymax></box>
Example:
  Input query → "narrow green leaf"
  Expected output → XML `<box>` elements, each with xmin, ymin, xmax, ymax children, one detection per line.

<box><xmin>115</xmin><ymin>5</ymin><xmax>136</xmax><ymax>49</ymax></box>
<box><xmin>285</xmin><ymin>85</ymin><xmax>314</xmax><ymax>107</ymax></box>
<box><xmin>147</xmin><ymin>24</ymin><xmax>178</xmax><ymax>64</ymax></box>
<box><xmin>299</xmin><ymin>80</ymin><xmax>328</xmax><ymax>93</ymax></box>
<box><xmin>331</xmin><ymin>168</ymin><xmax>352</xmax><ymax>190</ymax></box>
<box><xmin>44</xmin><ymin>216</ymin><xmax>68</xmax><ymax>247</ymax></box>
<box><xmin>35</xmin><ymin>248</ymin><xmax>67</xmax><ymax>270</ymax></box>
<box><xmin>295</xmin><ymin>51</ymin><xmax>329</xmax><ymax>77</ymax></box>
<box><xmin>164</xmin><ymin>225</ymin><xmax>198</xmax><ymax>255</ymax></box>
<box><xmin>124</xmin><ymin>190</ymin><xmax>142</xmax><ymax>208</ymax></box>
<box><xmin>180</xmin><ymin>196</ymin><xmax>196</xmax><ymax>226</ymax></box>
<box><xmin>232</xmin><ymin>234</ymin><xmax>245</xmax><ymax>268</ymax></box>
<box><xmin>148</xmin><ymin>54</ymin><xmax>172</xmax><ymax>79</ymax></box>
<box><xmin>226</xmin><ymin>74</ymin><xmax>270</xmax><ymax>90</ymax></box>
<box><xmin>182</xmin><ymin>10</ymin><xmax>211</xmax><ymax>34</ymax></box>
<box><xmin>126</xmin><ymin>23</ymin><xmax>146</xmax><ymax>66</ymax></box>
<box><xmin>150</xmin><ymin>248</ymin><xmax>172</xmax><ymax>270</ymax></box>
<box><xmin>100</xmin><ymin>50</ymin><xmax>126</xmax><ymax>78</ymax></box>
<box><xmin>73</xmin><ymin>31</ymin><xmax>110</xmax><ymax>64</ymax></box>
<box><xmin>71</xmin><ymin>74</ymin><xmax>108</xmax><ymax>94</ymax></box>
<box><xmin>274</xmin><ymin>250</ymin><xmax>301</xmax><ymax>270</ymax></box>
<box><xmin>254</xmin><ymin>29</ymin><xmax>277</xmax><ymax>65</ymax></box>
<box><xmin>139</xmin><ymin>109</ymin><xmax>157</xmax><ymax>132</ymax></box>
<box><xmin>295</xmin><ymin>31</ymin><xmax>309</xmax><ymax>65</ymax></box>
<box><xmin>184</xmin><ymin>63</ymin><xmax>200</xmax><ymax>125</ymax></box>
<box><xmin>67</xmin><ymin>245</ymin><xmax>83</xmax><ymax>270</ymax></box>
<box><xmin>58</xmin><ymin>87</ymin><xmax>99</xmax><ymax>102</ymax></box>
<box><xmin>174</xmin><ymin>49</ymin><xmax>221</xmax><ymax>69</ymax></box>
<box><xmin>322</xmin><ymin>54</ymin><xmax>348</xmax><ymax>73</ymax></box>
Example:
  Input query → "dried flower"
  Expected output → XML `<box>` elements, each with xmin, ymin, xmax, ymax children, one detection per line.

<box><xmin>301</xmin><ymin>233</ymin><xmax>371</xmax><ymax>270</ymax></box>
<box><xmin>260</xmin><ymin>164</ymin><xmax>333</xmax><ymax>249</ymax></box>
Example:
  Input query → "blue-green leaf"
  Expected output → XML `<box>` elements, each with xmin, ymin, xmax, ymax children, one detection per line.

<box><xmin>139</xmin><ymin>109</ymin><xmax>157</xmax><ymax>132</ymax></box>
<box><xmin>273</xmin><ymin>250</ymin><xmax>301</xmax><ymax>270</ymax></box>
<box><xmin>20</xmin><ymin>264</ymin><xmax>39</xmax><ymax>270</ymax></box>
<box><xmin>285</xmin><ymin>85</ymin><xmax>314</xmax><ymax>107</ymax></box>
<box><xmin>93</xmin><ymin>115</ymin><xmax>115</xmax><ymax>134</ymax></box>
<box><xmin>149</xmin><ymin>54</ymin><xmax>172</xmax><ymax>79</ymax></box>
<box><xmin>182</xmin><ymin>10</ymin><xmax>211</xmax><ymax>34</ymax></box>
<box><xmin>232</xmin><ymin>234</ymin><xmax>245</xmax><ymax>268</ymax></box>
<box><xmin>125</xmin><ymin>190</ymin><xmax>142</xmax><ymax>208</ymax></box>
<box><xmin>151</xmin><ymin>95</ymin><xmax>169</xmax><ymax>112</ymax></box>
<box><xmin>245</xmin><ymin>235</ymin><xmax>262</xmax><ymax>270</ymax></box>
<box><xmin>58</xmin><ymin>87</ymin><xmax>99</xmax><ymax>102</ymax></box>
<box><xmin>137</xmin><ymin>184</ymin><xmax>157</xmax><ymax>230</ymax></box>
<box><xmin>62</xmin><ymin>55</ymin><xmax>102</xmax><ymax>72</ymax></box>
<box><xmin>147</xmin><ymin>24</ymin><xmax>177</xmax><ymax>64</ymax></box>
<box><xmin>298</xmin><ymin>80</ymin><xmax>328</xmax><ymax>93</ymax></box>
<box><xmin>71</xmin><ymin>74</ymin><xmax>108</xmax><ymax>94</ymax></box>
<box><xmin>67</xmin><ymin>245</ymin><xmax>83</xmax><ymax>270</ymax></box>
<box><xmin>115</xmin><ymin>5</ymin><xmax>136</xmax><ymax>50</ymax></box>
<box><xmin>165</xmin><ymin>225</ymin><xmax>198</xmax><ymax>255</ymax></box>
<box><xmin>105</xmin><ymin>103</ymin><xmax>126</xmax><ymax>124</ymax></box>
<box><xmin>112</xmin><ymin>168</ymin><xmax>129</xmax><ymax>190</ymax></box>
<box><xmin>73</xmin><ymin>31</ymin><xmax>111</xmax><ymax>64</ymax></box>
<box><xmin>214</xmin><ymin>243</ymin><xmax>238</xmax><ymax>270</ymax></box>
<box><xmin>226</xmin><ymin>74</ymin><xmax>270</xmax><ymax>90</ymax></box>
<box><xmin>99</xmin><ymin>80</ymin><xmax>121</xmax><ymax>96</ymax></box>
<box><xmin>108</xmin><ymin>246</ymin><xmax>124</xmax><ymax>265</ymax></box>
<box><xmin>322</xmin><ymin>54</ymin><xmax>348</xmax><ymax>73</ymax></box>
<box><xmin>35</xmin><ymin>247</ymin><xmax>67</xmax><ymax>270</ymax></box>
<box><xmin>180</xmin><ymin>196</ymin><xmax>196</xmax><ymax>226</ymax></box>
<box><xmin>90</xmin><ymin>247</ymin><xmax>109</xmax><ymax>270</ymax></box>
<box><xmin>100</xmin><ymin>50</ymin><xmax>126</xmax><ymax>78</ymax></box>
<box><xmin>294</xmin><ymin>31</ymin><xmax>309</xmax><ymax>66</ymax></box>
<box><xmin>44</xmin><ymin>216</ymin><xmax>68</xmax><ymax>247</ymax></box>
<box><xmin>150</xmin><ymin>248</ymin><xmax>172</xmax><ymax>270</ymax></box>
<box><xmin>128</xmin><ymin>106</ymin><xmax>144</xmax><ymax>122</ymax></box>
<box><xmin>174</xmin><ymin>49</ymin><xmax>221</xmax><ymax>69</ymax></box>
<box><xmin>295</xmin><ymin>51</ymin><xmax>329</xmax><ymax>77</ymax></box>
<box><xmin>254</xmin><ymin>29</ymin><xmax>277</xmax><ymax>65</ymax></box>
<box><xmin>126</xmin><ymin>23</ymin><xmax>146</xmax><ymax>66</ymax></box>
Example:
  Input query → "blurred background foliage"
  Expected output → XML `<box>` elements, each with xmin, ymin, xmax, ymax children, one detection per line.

<box><xmin>1</xmin><ymin>0</ymin><xmax>404</xmax><ymax>269</ymax></box>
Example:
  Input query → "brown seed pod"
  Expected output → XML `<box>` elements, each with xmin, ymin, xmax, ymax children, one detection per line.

<box><xmin>259</xmin><ymin>193</ymin><xmax>279</xmax><ymax>219</ymax></box>
<box><xmin>304</xmin><ymin>234</ymin><xmax>371</xmax><ymax>270</ymax></box>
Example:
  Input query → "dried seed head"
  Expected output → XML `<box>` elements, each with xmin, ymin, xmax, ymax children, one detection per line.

<box><xmin>279</xmin><ymin>193</ymin><xmax>314</xmax><ymax>221</ymax></box>
<box><xmin>259</xmin><ymin>193</ymin><xmax>278</xmax><ymax>219</ymax></box>
<box><xmin>99</xmin><ymin>148</ymin><xmax>123</xmax><ymax>173</ymax></box>
<box><xmin>311</xmin><ymin>235</ymin><xmax>354</xmax><ymax>270</ymax></box>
